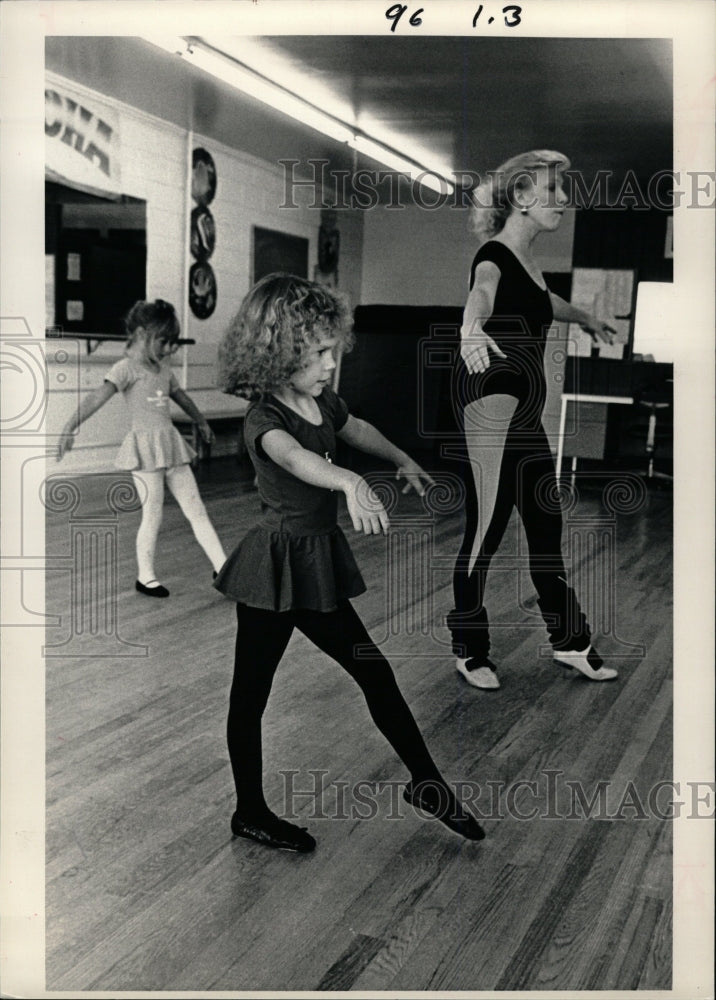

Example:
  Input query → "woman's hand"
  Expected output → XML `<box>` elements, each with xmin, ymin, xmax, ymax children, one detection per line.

<box><xmin>197</xmin><ymin>419</ymin><xmax>215</xmax><ymax>445</ymax></box>
<box><xmin>345</xmin><ymin>477</ymin><xmax>390</xmax><ymax>535</ymax></box>
<box><xmin>396</xmin><ymin>458</ymin><xmax>435</xmax><ymax>496</ymax></box>
<box><xmin>56</xmin><ymin>428</ymin><xmax>75</xmax><ymax>461</ymax></box>
<box><xmin>460</xmin><ymin>329</ymin><xmax>507</xmax><ymax>374</ymax></box>
<box><xmin>580</xmin><ymin>315</ymin><xmax>618</xmax><ymax>346</ymax></box>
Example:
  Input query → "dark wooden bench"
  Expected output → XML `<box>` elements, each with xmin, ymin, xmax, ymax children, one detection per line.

<box><xmin>171</xmin><ymin>391</ymin><xmax>250</xmax><ymax>463</ymax></box>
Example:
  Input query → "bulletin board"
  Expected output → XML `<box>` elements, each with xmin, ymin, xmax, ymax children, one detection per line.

<box><xmin>567</xmin><ymin>268</ymin><xmax>636</xmax><ymax>359</ymax></box>
<box><xmin>253</xmin><ymin>226</ymin><xmax>309</xmax><ymax>284</ymax></box>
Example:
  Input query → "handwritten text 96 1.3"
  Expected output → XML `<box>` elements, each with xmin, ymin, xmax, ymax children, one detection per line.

<box><xmin>385</xmin><ymin>5</ymin><xmax>523</xmax><ymax>32</ymax></box>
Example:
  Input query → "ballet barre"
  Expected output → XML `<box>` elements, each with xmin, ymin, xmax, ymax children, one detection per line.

<box><xmin>45</xmin><ymin>329</ymin><xmax>196</xmax><ymax>355</ymax></box>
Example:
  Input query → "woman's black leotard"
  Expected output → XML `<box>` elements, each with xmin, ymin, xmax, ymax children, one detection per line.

<box><xmin>454</xmin><ymin>240</ymin><xmax>554</xmax><ymax>431</ymax></box>
<box><xmin>447</xmin><ymin>240</ymin><xmax>591</xmax><ymax>663</ymax></box>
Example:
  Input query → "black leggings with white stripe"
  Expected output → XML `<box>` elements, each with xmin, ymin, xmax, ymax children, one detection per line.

<box><xmin>447</xmin><ymin>393</ymin><xmax>591</xmax><ymax>663</ymax></box>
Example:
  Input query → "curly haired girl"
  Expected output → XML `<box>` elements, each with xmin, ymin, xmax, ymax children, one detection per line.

<box><xmin>214</xmin><ymin>273</ymin><xmax>485</xmax><ymax>853</ymax></box>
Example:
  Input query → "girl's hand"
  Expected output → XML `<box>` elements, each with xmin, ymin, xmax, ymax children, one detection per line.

<box><xmin>197</xmin><ymin>419</ymin><xmax>215</xmax><ymax>445</ymax></box>
<box><xmin>460</xmin><ymin>330</ymin><xmax>507</xmax><ymax>374</ymax></box>
<box><xmin>396</xmin><ymin>459</ymin><xmax>435</xmax><ymax>496</ymax></box>
<box><xmin>580</xmin><ymin>315</ymin><xmax>617</xmax><ymax>346</ymax></box>
<box><xmin>345</xmin><ymin>477</ymin><xmax>390</xmax><ymax>535</ymax></box>
<box><xmin>57</xmin><ymin>429</ymin><xmax>75</xmax><ymax>461</ymax></box>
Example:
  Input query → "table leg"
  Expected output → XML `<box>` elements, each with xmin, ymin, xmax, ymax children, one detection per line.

<box><xmin>556</xmin><ymin>395</ymin><xmax>567</xmax><ymax>478</ymax></box>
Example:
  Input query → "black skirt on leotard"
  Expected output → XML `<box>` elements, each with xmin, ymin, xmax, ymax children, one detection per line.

<box><xmin>213</xmin><ymin>388</ymin><xmax>366</xmax><ymax>612</ymax></box>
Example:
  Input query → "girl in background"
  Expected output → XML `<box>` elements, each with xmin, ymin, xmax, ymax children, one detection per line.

<box><xmin>215</xmin><ymin>273</ymin><xmax>485</xmax><ymax>853</ymax></box>
<box><xmin>57</xmin><ymin>299</ymin><xmax>226</xmax><ymax>597</ymax></box>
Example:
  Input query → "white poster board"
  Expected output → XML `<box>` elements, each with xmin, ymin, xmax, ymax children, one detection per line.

<box><xmin>568</xmin><ymin>267</ymin><xmax>634</xmax><ymax>359</ymax></box>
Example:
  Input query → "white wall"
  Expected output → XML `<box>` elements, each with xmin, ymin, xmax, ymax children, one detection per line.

<box><xmin>361</xmin><ymin>201</ymin><xmax>472</xmax><ymax>307</ymax></box>
<box><xmin>359</xmin><ymin>200</ymin><xmax>576</xmax><ymax>450</ymax></box>
<box><xmin>47</xmin><ymin>71</ymin><xmax>364</xmax><ymax>473</ymax></box>
<box><xmin>361</xmin><ymin>201</ymin><xmax>576</xmax><ymax>305</ymax></box>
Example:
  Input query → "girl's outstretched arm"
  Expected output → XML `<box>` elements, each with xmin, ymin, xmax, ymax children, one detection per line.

<box><xmin>337</xmin><ymin>415</ymin><xmax>435</xmax><ymax>496</ymax></box>
<box><xmin>261</xmin><ymin>427</ymin><xmax>389</xmax><ymax>534</ymax></box>
<box><xmin>57</xmin><ymin>381</ymin><xmax>117</xmax><ymax>460</ymax></box>
<box><xmin>169</xmin><ymin>386</ymin><xmax>215</xmax><ymax>445</ymax></box>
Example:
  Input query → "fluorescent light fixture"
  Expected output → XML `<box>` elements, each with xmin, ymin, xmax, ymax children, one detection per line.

<box><xmin>141</xmin><ymin>36</ymin><xmax>188</xmax><ymax>57</ymax></box>
<box><xmin>205</xmin><ymin>35</ymin><xmax>356</xmax><ymax>127</ymax></box>
<box><xmin>140</xmin><ymin>35</ymin><xmax>454</xmax><ymax>194</ymax></box>
<box><xmin>206</xmin><ymin>35</ymin><xmax>455</xmax><ymax>182</ymax></box>
<box><xmin>191</xmin><ymin>45</ymin><xmax>355</xmax><ymax>145</ymax></box>
<box><xmin>349</xmin><ymin>135</ymin><xmax>451</xmax><ymax>194</ymax></box>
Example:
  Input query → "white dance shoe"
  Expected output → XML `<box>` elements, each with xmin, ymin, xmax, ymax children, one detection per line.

<box><xmin>554</xmin><ymin>647</ymin><xmax>618</xmax><ymax>681</ymax></box>
<box><xmin>456</xmin><ymin>658</ymin><xmax>501</xmax><ymax>690</ymax></box>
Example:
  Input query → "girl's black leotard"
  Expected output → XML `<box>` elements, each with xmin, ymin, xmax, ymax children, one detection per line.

<box><xmin>456</xmin><ymin>240</ymin><xmax>554</xmax><ymax>430</ymax></box>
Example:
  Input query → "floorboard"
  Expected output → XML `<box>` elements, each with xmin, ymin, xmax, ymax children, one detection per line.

<box><xmin>45</xmin><ymin>458</ymin><xmax>673</xmax><ymax>991</ymax></box>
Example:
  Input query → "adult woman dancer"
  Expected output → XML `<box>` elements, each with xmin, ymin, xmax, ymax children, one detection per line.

<box><xmin>447</xmin><ymin>150</ymin><xmax>618</xmax><ymax>690</ymax></box>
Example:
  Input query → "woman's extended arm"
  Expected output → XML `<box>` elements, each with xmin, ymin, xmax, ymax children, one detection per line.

<box><xmin>549</xmin><ymin>292</ymin><xmax>617</xmax><ymax>344</ymax></box>
<box><xmin>57</xmin><ymin>381</ymin><xmax>117</xmax><ymax>460</ymax></box>
<box><xmin>337</xmin><ymin>415</ymin><xmax>434</xmax><ymax>496</ymax></box>
<box><xmin>260</xmin><ymin>427</ymin><xmax>389</xmax><ymax>534</ymax></box>
<box><xmin>460</xmin><ymin>260</ymin><xmax>507</xmax><ymax>373</ymax></box>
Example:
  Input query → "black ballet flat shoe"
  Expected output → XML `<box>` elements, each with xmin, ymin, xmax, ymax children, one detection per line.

<box><xmin>404</xmin><ymin>780</ymin><xmax>485</xmax><ymax>842</ymax></box>
<box><xmin>230</xmin><ymin>811</ymin><xmax>316</xmax><ymax>853</ymax></box>
<box><xmin>135</xmin><ymin>579</ymin><xmax>170</xmax><ymax>598</ymax></box>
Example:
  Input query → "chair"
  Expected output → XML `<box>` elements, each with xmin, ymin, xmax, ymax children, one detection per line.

<box><xmin>635</xmin><ymin>373</ymin><xmax>673</xmax><ymax>485</ymax></box>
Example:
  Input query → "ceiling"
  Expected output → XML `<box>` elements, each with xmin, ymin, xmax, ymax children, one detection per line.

<box><xmin>46</xmin><ymin>34</ymin><xmax>672</xmax><ymax>195</ymax></box>
<box><xmin>236</xmin><ymin>35</ymin><xmax>673</xmax><ymax>181</ymax></box>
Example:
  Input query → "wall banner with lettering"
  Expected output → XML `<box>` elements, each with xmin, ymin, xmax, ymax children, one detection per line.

<box><xmin>45</xmin><ymin>79</ymin><xmax>122</xmax><ymax>197</ymax></box>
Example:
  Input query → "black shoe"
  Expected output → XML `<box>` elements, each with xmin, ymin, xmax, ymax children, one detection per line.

<box><xmin>212</xmin><ymin>571</ymin><xmax>218</xmax><ymax>580</ymax></box>
<box><xmin>404</xmin><ymin>780</ymin><xmax>485</xmax><ymax>841</ymax></box>
<box><xmin>230</xmin><ymin>811</ymin><xmax>316</xmax><ymax>853</ymax></box>
<box><xmin>135</xmin><ymin>579</ymin><xmax>170</xmax><ymax>598</ymax></box>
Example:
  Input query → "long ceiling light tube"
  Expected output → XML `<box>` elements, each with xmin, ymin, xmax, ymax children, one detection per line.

<box><xmin>141</xmin><ymin>35</ymin><xmax>454</xmax><ymax>195</ymax></box>
<box><xmin>350</xmin><ymin>135</ymin><xmax>448</xmax><ymax>194</ymax></box>
<box><xmin>188</xmin><ymin>43</ymin><xmax>356</xmax><ymax>146</ymax></box>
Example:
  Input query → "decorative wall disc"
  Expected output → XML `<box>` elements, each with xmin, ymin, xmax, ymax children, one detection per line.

<box><xmin>189</xmin><ymin>261</ymin><xmax>217</xmax><ymax>319</ymax></box>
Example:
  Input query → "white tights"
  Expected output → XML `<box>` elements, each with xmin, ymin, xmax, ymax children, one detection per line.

<box><xmin>131</xmin><ymin>464</ymin><xmax>226</xmax><ymax>584</ymax></box>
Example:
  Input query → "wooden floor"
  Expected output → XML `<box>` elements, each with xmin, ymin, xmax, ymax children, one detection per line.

<box><xmin>45</xmin><ymin>455</ymin><xmax>673</xmax><ymax>992</ymax></box>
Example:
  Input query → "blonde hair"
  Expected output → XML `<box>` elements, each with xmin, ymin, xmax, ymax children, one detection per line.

<box><xmin>217</xmin><ymin>273</ymin><xmax>353</xmax><ymax>401</ymax></box>
<box><xmin>469</xmin><ymin>150</ymin><xmax>570</xmax><ymax>243</ymax></box>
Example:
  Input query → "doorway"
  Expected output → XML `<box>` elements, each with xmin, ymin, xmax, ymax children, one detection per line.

<box><xmin>45</xmin><ymin>181</ymin><xmax>147</xmax><ymax>336</ymax></box>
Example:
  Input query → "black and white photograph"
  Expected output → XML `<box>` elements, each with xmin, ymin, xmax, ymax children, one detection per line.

<box><xmin>0</xmin><ymin>1</ymin><xmax>714</xmax><ymax>997</ymax></box>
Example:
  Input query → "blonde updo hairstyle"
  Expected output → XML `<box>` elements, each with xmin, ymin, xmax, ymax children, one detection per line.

<box><xmin>470</xmin><ymin>149</ymin><xmax>570</xmax><ymax>243</ymax></box>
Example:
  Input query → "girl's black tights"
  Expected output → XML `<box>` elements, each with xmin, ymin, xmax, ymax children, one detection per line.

<box><xmin>227</xmin><ymin>600</ymin><xmax>442</xmax><ymax>819</ymax></box>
